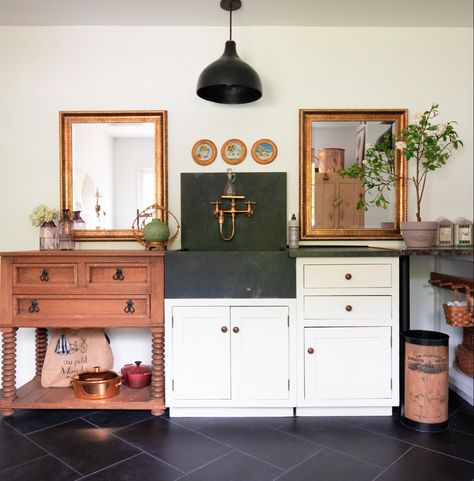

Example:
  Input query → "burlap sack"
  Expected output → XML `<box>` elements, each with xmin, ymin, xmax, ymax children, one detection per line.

<box><xmin>41</xmin><ymin>328</ymin><xmax>113</xmax><ymax>388</ymax></box>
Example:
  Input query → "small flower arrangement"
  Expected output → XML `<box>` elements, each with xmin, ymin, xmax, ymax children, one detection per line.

<box><xmin>30</xmin><ymin>204</ymin><xmax>59</xmax><ymax>227</ymax></box>
<box><xmin>340</xmin><ymin>103</ymin><xmax>463</xmax><ymax>222</ymax></box>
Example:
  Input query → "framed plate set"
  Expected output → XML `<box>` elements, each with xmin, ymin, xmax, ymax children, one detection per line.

<box><xmin>192</xmin><ymin>138</ymin><xmax>277</xmax><ymax>166</ymax></box>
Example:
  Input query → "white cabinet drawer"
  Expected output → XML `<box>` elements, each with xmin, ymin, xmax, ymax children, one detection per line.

<box><xmin>304</xmin><ymin>295</ymin><xmax>392</xmax><ymax>320</ymax></box>
<box><xmin>303</xmin><ymin>263</ymin><xmax>392</xmax><ymax>289</ymax></box>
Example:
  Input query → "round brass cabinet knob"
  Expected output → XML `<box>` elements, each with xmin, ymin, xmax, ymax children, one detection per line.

<box><xmin>221</xmin><ymin>326</ymin><xmax>228</xmax><ymax>333</ymax></box>
<box><xmin>307</xmin><ymin>347</ymin><xmax>315</xmax><ymax>354</ymax></box>
<box><xmin>345</xmin><ymin>273</ymin><xmax>352</xmax><ymax>280</ymax></box>
<box><xmin>346</xmin><ymin>305</ymin><xmax>353</xmax><ymax>312</ymax></box>
<box><xmin>233</xmin><ymin>327</ymin><xmax>240</xmax><ymax>333</ymax></box>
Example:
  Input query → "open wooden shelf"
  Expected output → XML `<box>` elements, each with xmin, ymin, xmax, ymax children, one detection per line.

<box><xmin>0</xmin><ymin>377</ymin><xmax>165</xmax><ymax>412</ymax></box>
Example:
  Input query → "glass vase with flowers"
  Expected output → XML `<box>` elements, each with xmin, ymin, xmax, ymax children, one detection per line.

<box><xmin>30</xmin><ymin>204</ymin><xmax>59</xmax><ymax>250</ymax></box>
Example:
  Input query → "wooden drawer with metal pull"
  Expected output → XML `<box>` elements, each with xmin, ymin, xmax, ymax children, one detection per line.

<box><xmin>13</xmin><ymin>264</ymin><xmax>78</xmax><ymax>287</ymax></box>
<box><xmin>12</xmin><ymin>295</ymin><xmax>150</xmax><ymax>326</ymax></box>
<box><xmin>86</xmin><ymin>263</ymin><xmax>150</xmax><ymax>289</ymax></box>
<box><xmin>303</xmin><ymin>295</ymin><xmax>392</xmax><ymax>320</ymax></box>
<box><xmin>303</xmin><ymin>263</ymin><xmax>392</xmax><ymax>289</ymax></box>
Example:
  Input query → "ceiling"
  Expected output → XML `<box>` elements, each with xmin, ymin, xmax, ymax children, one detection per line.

<box><xmin>0</xmin><ymin>0</ymin><xmax>472</xmax><ymax>27</ymax></box>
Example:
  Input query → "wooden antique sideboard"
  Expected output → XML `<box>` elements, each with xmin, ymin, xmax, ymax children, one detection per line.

<box><xmin>0</xmin><ymin>250</ymin><xmax>165</xmax><ymax>417</ymax></box>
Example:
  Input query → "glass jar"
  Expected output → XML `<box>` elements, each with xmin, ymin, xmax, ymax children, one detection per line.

<box><xmin>58</xmin><ymin>209</ymin><xmax>75</xmax><ymax>250</ymax></box>
<box><xmin>39</xmin><ymin>220</ymin><xmax>58</xmax><ymax>250</ymax></box>
<box><xmin>73</xmin><ymin>210</ymin><xmax>86</xmax><ymax>230</ymax></box>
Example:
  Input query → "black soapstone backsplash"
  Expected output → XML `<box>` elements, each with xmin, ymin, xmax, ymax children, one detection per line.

<box><xmin>181</xmin><ymin>173</ymin><xmax>287</xmax><ymax>251</ymax></box>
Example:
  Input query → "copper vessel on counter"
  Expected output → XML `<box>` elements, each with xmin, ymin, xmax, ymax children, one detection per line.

<box><xmin>71</xmin><ymin>367</ymin><xmax>121</xmax><ymax>399</ymax></box>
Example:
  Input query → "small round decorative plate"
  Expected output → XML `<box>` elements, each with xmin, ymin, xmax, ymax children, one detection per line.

<box><xmin>221</xmin><ymin>139</ymin><xmax>247</xmax><ymax>165</ymax></box>
<box><xmin>192</xmin><ymin>139</ymin><xmax>217</xmax><ymax>166</ymax></box>
<box><xmin>251</xmin><ymin>139</ymin><xmax>278</xmax><ymax>164</ymax></box>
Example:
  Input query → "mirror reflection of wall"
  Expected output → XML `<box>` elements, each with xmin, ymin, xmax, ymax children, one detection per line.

<box><xmin>311</xmin><ymin>121</ymin><xmax>394</xmax><ymax>229</ymax></box>
<box><xmin>71</xmin><ymin>123</ymin><xmax>155</xmax><ymax>230</ymax></box>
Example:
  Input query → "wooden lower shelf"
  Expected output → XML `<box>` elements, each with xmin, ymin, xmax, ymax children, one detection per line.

<box><xmin>0</xmin><ymin>377</ymin><xmax>165</xmax><ymax>413</ymax></box>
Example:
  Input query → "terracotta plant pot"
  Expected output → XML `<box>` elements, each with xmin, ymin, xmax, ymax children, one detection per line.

<box><xmin>401</xmin><ymin>221</ymin><xmax>437</xmax><ymax>249</ymax></box>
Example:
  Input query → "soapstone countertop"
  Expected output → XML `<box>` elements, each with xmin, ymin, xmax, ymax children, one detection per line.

<box><xmin>288</xmin><ymin>246</ymin><xmax>400</xmax><ymax>257</ymax></box>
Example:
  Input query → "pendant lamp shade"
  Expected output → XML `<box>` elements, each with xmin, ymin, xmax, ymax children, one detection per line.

<box><xmin>196</xmin><ymin>0</ymin><xmax>262</xmax><ymax>104</ymax></box>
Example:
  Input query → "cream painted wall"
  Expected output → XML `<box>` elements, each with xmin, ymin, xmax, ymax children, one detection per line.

<box><xmin>0</xmin><ymin>26</ymin><xmax>472</xmax><ymax>387</ymax></box>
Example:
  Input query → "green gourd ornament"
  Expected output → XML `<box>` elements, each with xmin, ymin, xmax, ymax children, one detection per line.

<box><xmin>143</xmin><ymin>218</ymin><xmax>170</xmax><ymax>243</ymax></box>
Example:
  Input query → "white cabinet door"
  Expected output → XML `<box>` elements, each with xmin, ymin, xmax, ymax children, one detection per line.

<box><xmin>172</xmin><ymin>306</ymin><xmax>230</xmax><ymax>400</ymax></box>
<box><xmin>231</xmin><ymin>306</ymin><xmax>289</xmax><ymax>400</ymax></box>
<box><xmin>304</xmin><ymin>327</ymin><xmax>391</xmax><ymax>400</ymax></box>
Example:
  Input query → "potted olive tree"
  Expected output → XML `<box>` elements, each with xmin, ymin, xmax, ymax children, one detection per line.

<box><xmin>340</xmin><ymin>103</ymin><xmax>463</xmax><ymax>248</ymax></box>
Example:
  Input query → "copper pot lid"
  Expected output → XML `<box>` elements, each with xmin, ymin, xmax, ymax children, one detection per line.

<box><xmin>122</xmin><ymin>361</ymin><xmax>152</xmax><ymax>375</ymax></box>
<box><xmin>74</xmin><ymin>367</ymin><xmax>118</xmax><ymax>382</ymax></box>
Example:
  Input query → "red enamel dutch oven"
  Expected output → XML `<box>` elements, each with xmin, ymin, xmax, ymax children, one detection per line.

<box><xmin>121</xmin><ymin>361</ymin><xmax>152</xmax><ymax>389</ymax></box>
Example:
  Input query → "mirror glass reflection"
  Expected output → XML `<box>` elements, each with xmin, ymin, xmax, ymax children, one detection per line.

<box><xmin>72</xmin><ymin>122</ymin><xmax>155</xmax><ymax>230</ymax></box>
<box><xmin>311</xmin><ymin>121</ymin><xmax>395</xmax><ymax>229</ymax></box>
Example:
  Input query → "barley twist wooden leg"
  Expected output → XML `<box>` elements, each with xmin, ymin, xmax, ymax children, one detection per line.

<box><xmin>35</xmin><ymin>328</ymin><xmax>48</xmax><ymax>377</ymax></box>
<box><xmin>151</xmin><ymin>327</ymin><xmax>165</xmax><ymax>416</ymax></box>
<box><xmin>1</xmin><ymin>328</ymin><xmax>18</xmax><ymax>416</ymax></box>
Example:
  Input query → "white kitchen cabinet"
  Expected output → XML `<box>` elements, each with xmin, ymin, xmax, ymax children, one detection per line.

<box><xmin>296</xmin><ymin>257</ymin><xmax>399</xmax><ymax>416</ymax></box>
<box><xmin>165</xmin><ymin>299</ymin><xmax>296</xmax><ymax>416</ymax></box>
<box><xmin>304</xmin><ymin>326</ymin><xmax>392</xmax><ymax>400</ymax></box>
<box><xmin>172</xmin><ymin>306</ymin><xmax>230</xmax><ymax>400</ymax></box>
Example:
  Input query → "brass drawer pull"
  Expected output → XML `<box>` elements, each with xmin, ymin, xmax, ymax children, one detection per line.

<box><xmin>28</xmin><ymin>299</ymin><xmax>40</xmax><ymax>313</ymax></box>
<box><xmin>346</xmin><ymin>305</ymin><xmax>353</xmax><ymax>312</ymax></box>
<box><xmin>113</xmin><ymin>268</ymin><xmax>125</xmax><ymax>281</ymax></box>
<box><xmin>307</xmin><ymin>347</ymin><xmax>315</xmax><ymax>354</ymax></box>
<box><xmin>40</xmin><ymin>268</ymin><xmax>49</xmax><ymax>282</ymax></box>
<box><xmin>232</xmin><ymin>326</ymin><xmax>240</xmax><ymax>334</ymax></box>
<box><xmin>124</xmin><ymin>299</ymin><xmax>135</xmax><ymax>313</ymax></box>
<box><xmin>221</xmin><ymin>326</ymin><xmax>228</xmax><ymax>333</ymax></box>
<box><xmin>345</xmin><ymin>273</ymin><xmax>352</xmax><ymax>280</ymax></box>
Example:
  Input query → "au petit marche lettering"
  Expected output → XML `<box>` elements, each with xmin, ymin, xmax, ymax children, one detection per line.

<box><xmin>61</xmin><ymin>354</ymin><xmax>88</xmax><ymax>377</ymax></box>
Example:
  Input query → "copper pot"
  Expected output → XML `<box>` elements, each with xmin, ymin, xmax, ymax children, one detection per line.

<box><xmin>318</xmin><ymin>148</ymin><xmax>345</xmax><ymax>173</ymax></box>
<box><xmin>71</xmin><ymin>367</ymin><xmax>121</xmax><ymax>399</ymax></box>
<box><xmin>121</xmin><ymin>361</ymin><xmax>152</xmax><ymax>389</ymax></box>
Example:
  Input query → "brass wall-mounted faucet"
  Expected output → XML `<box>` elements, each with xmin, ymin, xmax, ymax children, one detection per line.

<box><xmin>211</xmin><ymin>195</ymin><xmax>256</xmax><ymax>241</ymax></box>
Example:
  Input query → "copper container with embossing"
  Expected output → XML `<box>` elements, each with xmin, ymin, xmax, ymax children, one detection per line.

<box><xmin>71</xmin><ymin>366</ymin><xmax>121</xmax><ymax>399</ymax></box>
<box><xmin>401</xmin><ymin>330</ymin><xmax>449</xmax><ymax>432</ymax></box>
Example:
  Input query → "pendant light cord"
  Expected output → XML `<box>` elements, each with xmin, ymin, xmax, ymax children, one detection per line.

<box><xmin>229</xmin><ymin>5</ymin><xmax>233</xmax><ymax>41</ymax></box>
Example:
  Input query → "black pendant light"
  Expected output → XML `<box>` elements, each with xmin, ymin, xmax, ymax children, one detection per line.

<box><xmin>197</xmin><ymin>0</ymin><xmax>262</xmax><ymax>104</ymax></box>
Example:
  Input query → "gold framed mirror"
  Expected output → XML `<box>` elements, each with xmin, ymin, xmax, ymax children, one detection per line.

<box><xmin>60</xmin><ymin>111</ymin><xmax>167</xmax><ymax>241</ymax></box>
<box><xmin>299</xmin><ymin>109</ymin><xmax>408</xmax><ymax>240</ymax></box>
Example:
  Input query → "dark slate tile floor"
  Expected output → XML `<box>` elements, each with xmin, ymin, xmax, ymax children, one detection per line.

<box><xmin>0</xmin><ymin>391</ymin><xmax>472</xmax><ymax>481</ymax></box>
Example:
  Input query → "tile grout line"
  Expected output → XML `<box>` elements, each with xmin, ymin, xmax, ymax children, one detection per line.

<box><xmin>92</xmin><ymin>419</ymin><xmax>187</xmax><ymax>474</ymax></box>
<box><xmin>82</xmin><ymin>414</ymin><xmax>156</xmax><ymax>435</ymax></box>
<box><xmin>370</xmin><ymin>445</ymin><xmax>415</xmax><ymax>481</ymax></box>
<box><xmin>0</xmin><ymin>454</ymin><xmax>50</xmax><ymax>476</ymax></box>
<box><xmin>173</xmin><ymin>450</ymin><xmax>239</xmax><ymax>481</ymax></box>
<box><xmin>159</xmin><ymin>417</ymin><xmax>301</xmax><ymax>472</ymax></box>
<box><xmin>271</xmin><ymin>447</ymin><xmax>327</xmax><ymax>481</ymax></box>
<box><xmin>356</xmin><ymin>423</ymin><xmax>474</xmax><ymax>464</ymax></box>
<box><xmin>195</xmin><ymin>419</ymin><xmax>386</xmax><ymax>472</ymax></box>
<box><xmin>267</xmin><ymin>423</ymin><xmax>389</xmax><ymax>469</ymax></box>
<box><xmin>71</xmin><ymin>452</ymin><xmax>143</xmax><ymax>481</ymax></box>
<box><xmin>2</xmin><ymin>421</ymin><xmax>84</xmax><ymax>477</ymax></box>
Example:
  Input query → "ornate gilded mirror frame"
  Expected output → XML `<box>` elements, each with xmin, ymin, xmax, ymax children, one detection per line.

<box><xmin>299</xmin><ymin>109</ymin><xmax>408</xmax><ymax>240</ymax></box>
<box><xmin>60</xmin><ymin>110</ymin><xmax>167</xmax><ymax>241</ymax></box>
